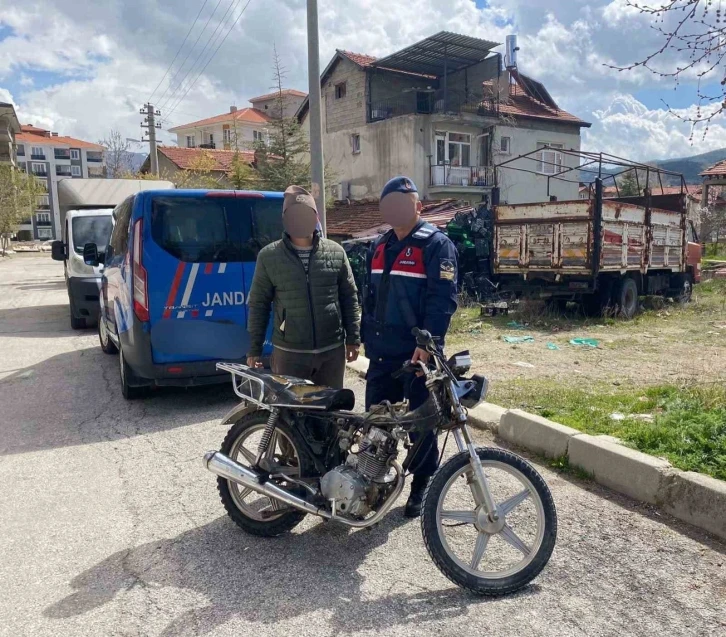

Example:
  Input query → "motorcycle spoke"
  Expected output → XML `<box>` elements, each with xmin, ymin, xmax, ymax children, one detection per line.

<box><xmin>498</xmin><ymin>489</ymin><xmax>530</xmax><ymax>516</ymax></box>
<box><xmin>470</xmin><ymin>532</ymin><xmax>490</xmax><ymax>570</ymax></box>
<box><xmin>440</xmin><ymin>510</ymin><xmax>477</xmax><ymax>524</ymax></box>
<box><xmin>500</xmin><ymin>524</ymin><xmax>531</xmax><ymax>556</ymax></box>
<box><xmin>236</xmin><ymin>486</ymin><xmax>253</xmax><ymax>500</ymax></box>
<box><xmin>238</xmin><ymin>446</ymin><xmax>256</xmax><ymax>466</ymax></box>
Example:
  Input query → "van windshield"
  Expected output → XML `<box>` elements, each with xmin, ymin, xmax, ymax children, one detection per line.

<box><xmin>150</xmin><ymin>196</ymin><xmax>284</xmax><ymax>263</ymax></box>
<box><xmin>72</xmin><ymin>215</ymin><xmax>113</xmax><ymax>254</ymax></box>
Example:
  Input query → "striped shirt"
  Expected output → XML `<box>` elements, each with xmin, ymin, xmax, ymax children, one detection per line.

<box><xmin>292</xmin><ymin>244</ymin><xmax>313</xmax><ymax>272</ymax></box>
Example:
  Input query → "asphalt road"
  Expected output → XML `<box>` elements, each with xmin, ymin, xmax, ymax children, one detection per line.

<box><xmin>1</xmin><ymin>255</ymin><xmax>725</xmax><ymax>637</ymax></box>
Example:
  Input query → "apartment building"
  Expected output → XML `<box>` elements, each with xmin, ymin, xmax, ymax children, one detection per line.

<box><xmin>168</xmin><ymin>89</ymin><xmax>307</xmax><ymax>151</ymax></box>
<box><xmin>15</xmin><ymin>125</ymin><xmax>105</xmax><ymax>240</ymax></box>
<box><xmin>298</xmin><ymin>32</ymin><xmax>590</xmax><ymax>206</ymax></box>
<box><xmin>0</xmin><ymin>102</ymin><xmax>20</xmax><ymax>168</ymax></box>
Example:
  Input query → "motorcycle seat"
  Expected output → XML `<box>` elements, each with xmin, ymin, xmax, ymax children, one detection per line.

<box><xmin>238</xmin><ymin>367</ymin><xmax>355</xmax><ymax>411</ymax></box>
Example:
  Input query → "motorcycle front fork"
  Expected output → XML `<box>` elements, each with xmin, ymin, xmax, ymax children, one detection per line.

<box><xmin>453</xmin><ymin>425</ymin><xmax>500</xmax><ymax>522</ymax></box>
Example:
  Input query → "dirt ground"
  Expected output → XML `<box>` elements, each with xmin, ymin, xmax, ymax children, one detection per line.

<box><xmin>447</xmin><ymin>280</ymin><xmax>726</xmax><ymax>389</ymax></box>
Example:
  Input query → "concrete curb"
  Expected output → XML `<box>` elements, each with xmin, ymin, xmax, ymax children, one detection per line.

<box><xmin>345</xmin><ymin>357</ymin><xmax>726</xmax><ymax>540</ymax></box>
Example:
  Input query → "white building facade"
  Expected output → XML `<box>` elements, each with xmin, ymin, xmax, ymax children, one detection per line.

<box><xmin>15</xmin><ymin>125</ymin><xmax>106</xmax><ymax>240</ymax></box>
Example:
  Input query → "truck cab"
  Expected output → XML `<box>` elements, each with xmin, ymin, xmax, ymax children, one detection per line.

<box><xmin>51</xmin><ymin>208</ymin><xmax>113</xmax><ymax>329</ymax></box>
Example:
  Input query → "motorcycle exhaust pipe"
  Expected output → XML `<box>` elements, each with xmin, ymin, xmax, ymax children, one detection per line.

<box><xmin>203</xmin><ymin>451</ymin><xmax>331</xmax><ymax>519</ymax></box>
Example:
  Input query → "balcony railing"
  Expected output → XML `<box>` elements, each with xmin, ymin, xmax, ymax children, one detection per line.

<box><xmin>56</xmin><ymin>166</ymin><xmax>73</xmax><ymax>176</ymax></box>
<box><xmin>86</xmin><ymin>152</ymin><xmax>103</xmax><ymax>162</ymax></box>
<box><xmin>35</xmin><ymin>217</ymin><xmax>53</xmax><ymax>227</ymax></box>
<box><xmin>430</xmin><ymin>165</ymin><xmax>495</xmax><ymax>188</ymax></box>
<box><xmin>54</xmin><ymin>149</ymin><xmax>71</xmax><ymax>160</ymax></box>
<box><xmin>30</xmin><ymin>153</ymin><xmax>46</xmax><ymax>160</ymax></box>
<box><xmin>369</xmin><ymin>90</ymin><xmax>499</xmax><ymax>123</ymax></box>
<box><xmin>36</xmin><ymin>195</ymin><xmax>50</xmax><ymax>209</ymax></box>
<box><xmin>32</xmin><ymin>168</ymin><xmax>48</xmax><ymax>177</ymax></box>
<box><xmin>199</xmin><ymin>143</ymin><xmax>216</xmax><ymax>149</ymax></box>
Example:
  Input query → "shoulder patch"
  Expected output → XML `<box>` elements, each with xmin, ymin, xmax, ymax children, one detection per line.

<box><xmin>439</xmin><ymin>257</ymin><xmax>456</xmax><ymax>281</ymax></box>
<box><xmin>413</xmin><ymin>225</ymin><xmax>435</xmax><ymax>239</ymax></box>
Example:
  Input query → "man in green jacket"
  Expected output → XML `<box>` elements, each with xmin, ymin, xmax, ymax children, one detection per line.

<box><xmin>246</xmin><ymin>185</ymin><xmax>361</xmax><ymax>389</ymax></box>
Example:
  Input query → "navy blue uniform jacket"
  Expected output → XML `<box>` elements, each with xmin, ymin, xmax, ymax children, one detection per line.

<box><xmin>362</xmin><ymin>220</ymin><xmax>458</xmax><ymax>362</ymax></box>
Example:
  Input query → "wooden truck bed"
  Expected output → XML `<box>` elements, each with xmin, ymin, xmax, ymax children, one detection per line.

<box><xmin>493</xmin><ymin>198</ymin><xmax>686</xmax><ymax>275</ymax></box>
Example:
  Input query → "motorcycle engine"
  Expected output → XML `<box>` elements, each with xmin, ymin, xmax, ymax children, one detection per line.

<box><xmin>320</xmin><ymin>426</ymin><xmax>398</xmax><ymax>519</ymax></box>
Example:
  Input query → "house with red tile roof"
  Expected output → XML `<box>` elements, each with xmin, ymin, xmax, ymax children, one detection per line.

<box><xmin>13</xmin><ymin>124</ymin><xmax>105</xmax><ymax>241</ymax></box>
<box><xmin>297</xmin><ymin>32</ymin><xmax>590</xmax><ymax>206</ymax></box>
<box><xmin>139</xmin><ymin>146</ymin><xmax>257</xmax><ymax>186</ymax></box>
<box><xmin>167</xmin><ymin>89</ymin><xmax>307</xmax><ymax>152</ymax></box>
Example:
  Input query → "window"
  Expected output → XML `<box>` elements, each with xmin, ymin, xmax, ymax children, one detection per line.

<box><xmin>72</xmin><ymin>215</ymin><xmax>113</xmax><ymax>254</ymax></box>
<box><xmin>448</xmin><ymin>132</ymin><xmax>471</xmax><ymax>167</ymax></box>
<box><xmin>186</xmin><ymin>135</ymin><xmax>195</xmax><ymax>148</ymax></box>
<box><xmin>351</xmin><ymin>134</ymin><xmax>361</xmax><ymax>154</ymax></box>
<box><xmin>335</xmin><ymin>82</ymin><xmax>347</xmax><ymax>99</ymax></box>
<box><xmin>223</xmin><ymin>128</ymin><xmax>232</xmax><ymax>144</ymax></box>
<box><xmin>31</xmin><ymin>146</ymin><xmax>44</xmax><ymax>158</ymax></box>
<box><xmin>150</xmin><ymin>196</ymin><xmax>283</xmax><ymax>263</ymax></box>
<box><xmin>37</xmin><ymin>228</ymin><xmax>53</xmax><ymax>240</ymax></box>
<box><xmin>71</xmin><ymin>149</ymin><xmax>80</xmax><ymax>160</ymax></box>
<box><xmin>56</xmin><ymin>165</ymin><xmax>72</xmax><ymax>176</ymax></box>
<box><xmin>31</xmin><ymin>162</ymin><xmax>46</xmax><ymax>175</ymax></box>
<box><xmin>208</xmin><ymin>133</ymin><xmax>214</xmax><ymax>147</ymax></box>
<box><xmin>36</xmin><ymin>212</ymin><xmax>51</xmax><ymax>224</ymax></box>
<box><xmin>109</xmin><ymin>197</ymin><xmax>134</xmax><ymax>259</ymax></box>
<box><xmin>16</xmin><ymin>144</ymin><xmax>25</xmax><ymax>156</ymax></box>
<box><xmin>537</xmin><ymin>142</ymin><xmax>563</xmax><ymax>175</ymax></box>
<box><xmin>253</xmin><ymin>130</ymin><xmax>265</xmax><ymax>142</ymax></box>
<box><xmin>500</xmin><ymin>136</ymin><xmax>511</xmax><ymax>154</ymax></box>
<box><xmin>71</xmin><ymin>165</ymin><xmax>82</xmax><ymax>177</ymax></box>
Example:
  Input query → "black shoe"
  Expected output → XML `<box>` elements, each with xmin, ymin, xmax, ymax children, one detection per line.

<box><xmin>404</xmin><ymin>478</ymin><xmax>429</xmax><ymax>518</ymax></box>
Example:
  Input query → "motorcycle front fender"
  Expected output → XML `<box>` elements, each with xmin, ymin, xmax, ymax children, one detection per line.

<box><xmin>219</xmin><ymin>402</ymin><xmax>264</xmax><ymax>426</ymax></box>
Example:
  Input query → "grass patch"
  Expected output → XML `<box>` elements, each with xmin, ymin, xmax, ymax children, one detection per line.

<box><xmin>548</xmin><ymin>455</ymin><xmax>593</xmax><ymax>480</ymax></box>
<box><xmin>490</xmin><ymin>381</ymin><xmax>726</xmax><ymax>480</ymax></box>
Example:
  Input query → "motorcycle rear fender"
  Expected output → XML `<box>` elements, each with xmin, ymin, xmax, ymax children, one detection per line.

<box><xmin>219</xmin><ymin>402</ymin><xmax>264</xmax><ymax>426</ymax></box>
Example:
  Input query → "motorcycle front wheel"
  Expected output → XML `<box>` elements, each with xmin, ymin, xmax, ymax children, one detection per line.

<box><xmin>421</xmin><ymin>447</ymin><xmax>557</xmax><ymax>595</ymax></box>
<box><xmin>217</xmin><ymin>411</ymin><xmax>313</xmax><ymax>537</ymax></box>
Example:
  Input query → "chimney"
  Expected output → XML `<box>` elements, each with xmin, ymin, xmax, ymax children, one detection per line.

<box><xmin>52</xmin><ymin>132</ymin><xmax>59</xmax><ymax>137</ymax></box>
<box><xmin>230</xmin><ymin>106</ymin><xmax>238</xmax><ymax>113</ymax></box>
<box><xmin>44</xmin><ymin>130</ymin><xmax>52</xmax><ymax>137</ymax></box>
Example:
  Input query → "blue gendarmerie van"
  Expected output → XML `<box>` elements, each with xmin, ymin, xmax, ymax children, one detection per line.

<box><xmin>87</xmin><ymin>189</ymin><xmax>283</xmax><ymax>398</ymax></box>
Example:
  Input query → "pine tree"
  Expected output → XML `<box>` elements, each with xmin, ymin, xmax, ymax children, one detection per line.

<box><xmin>618</xmin><ymin>171</ymin><xmax>640</xmax><ymax>197</ymax></box>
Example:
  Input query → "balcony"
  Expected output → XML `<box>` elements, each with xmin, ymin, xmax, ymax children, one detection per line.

<box><xmin>32</xmin><ymin>167</ymin><xmax>48</xmax><ymax>177</ymax></box>
<box><xmin>199</xmin><ymin>143</ymin><xmax>216</xmax><ymax>149</ymax></box>
<box><xmin>30</xmin><ymin>153</ymin><xmax>46</xmax><ymax>160</ymax></box>
<box><xmin>430</xmin><ymin>165</ymin><xmax>495</xmax><ymax>189</ymax></box>
<box><xmin>54</xmin><ymin>149</ymin><xmax>71</xmax><ymax>160</ymax></box>
<box><xmin>35</xmin><ymin>217</ymin><xmax>53</xmax><ymax>227</ymax></box>
<box><xmin>56</xmin><ymin>165</ymin><xmax>72</xmax><ymax>177</ymax></box>
<box><xmin>36</xmin><ymin>195</ymin><xmax>50</xmax><ymax>210</ymax></box>
<box><xmin>369</xmin><ymin>90</ymin><xmax>499</xmax><ymax>123</ymax></box>
<box><xmin>86</xmin><ymin>151</ymin><xmax>103</xmax><ymax>162</ymax></box>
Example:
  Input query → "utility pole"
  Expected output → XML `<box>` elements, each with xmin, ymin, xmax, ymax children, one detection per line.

<box><xmin>140</xmin><ymin>103</ymin><xmax>161</xmax><ymax>176</ymax></box>
<box><xmin>306</xmin><ymin>0</ymin><xmax>326</xmax><ymax>235</ymax></box>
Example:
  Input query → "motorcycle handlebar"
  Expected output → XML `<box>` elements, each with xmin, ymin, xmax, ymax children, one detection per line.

<box><xmin>411</xmin><ymin>327</ymin><xmax>434</xmax><ymax>348</ymax></box>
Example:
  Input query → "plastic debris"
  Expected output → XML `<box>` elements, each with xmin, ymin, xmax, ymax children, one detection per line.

<box><xmin>506</xmin><ymin>320</ymin><xmax>526</xmax><ymax>330</ymax></box>
<box><xmin>503</xmin><ymin>335</ymin><xmax>535</xmax><ymax>344</ymax></box>
<box><xmin>569</xmin><ymin>337</ymin><xmax>599</xmax><ymax>348</ymax></box>
<box><xmin>610</xmin><ymin>412</ymin><xmax>625</xmax><ymax>421</ymax></box>
<box><xmin>514</xmin><ymin>361</ymin><xmax>535</xmax><ymax>368</ymax></box>
<box><xmin>546</xmin><ymin>342</ymin><xmax>560</xmax><ymax>350</ymax></box>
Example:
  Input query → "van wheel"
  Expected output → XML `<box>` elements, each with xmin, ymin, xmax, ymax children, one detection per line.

<box><xmin>98</xmin><ymin>313</ymin><xmax>118</xmax><ymax>355</ymax></box>
<box><xmin>612</xmin><ymin>277</ymin><xmax>639</xmax><ymax>319</ymax></box>
<box><xmin>69</xmin><ymin>304</ymin><xmax>86</xmax><ymax>330</ymax></box>
<box><xmin>119</xmin><ymin>346</ymin><xmax>150</xmax><ymax>400</ymax></box>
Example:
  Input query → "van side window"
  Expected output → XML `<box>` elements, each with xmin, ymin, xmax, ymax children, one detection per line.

<box><xmin>110</xmin><ymin>197</ymin><xmax>133</xmax><ymax>258</ymax></box>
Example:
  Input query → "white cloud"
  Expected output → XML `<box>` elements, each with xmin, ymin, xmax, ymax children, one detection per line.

<box><xmin>0</xmin><ymin>0</ymin><xmax>723</xmax><ymax>162</ymax></box>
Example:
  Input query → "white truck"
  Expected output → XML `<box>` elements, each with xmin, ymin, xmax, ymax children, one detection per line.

<box><xmin>51</xmin><ymin>178</ymin><xmax>174</xmax><ymax>329</ymax></box>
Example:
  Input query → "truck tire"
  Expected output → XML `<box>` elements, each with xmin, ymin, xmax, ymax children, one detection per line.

<box><xmin>612</xmin><ymin>277</ymin><xmax>639</xmax><ymax>319</ymax></box>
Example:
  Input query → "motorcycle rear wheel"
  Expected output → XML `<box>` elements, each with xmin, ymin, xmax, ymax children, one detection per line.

<box><xmin>217</xmin><ymin>411</ymin><xmax>313</xmax><ymax>537</ymax></box>
<box><xmin>421</xmin><ymin>447</ymin><xmax>557</xmax><ymax>595</ymax></box>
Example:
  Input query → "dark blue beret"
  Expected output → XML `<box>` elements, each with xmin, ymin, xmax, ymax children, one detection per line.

<box><xmin>381</xmin><ymin>176</ymin><xmax>418</xmax><ymax>200</ymax></box>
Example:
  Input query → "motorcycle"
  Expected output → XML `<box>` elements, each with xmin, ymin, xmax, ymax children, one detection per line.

<box><xmin>204</xmin><ymin>328</ymin><xmax>557</xmax><ymax>595</ymax></box>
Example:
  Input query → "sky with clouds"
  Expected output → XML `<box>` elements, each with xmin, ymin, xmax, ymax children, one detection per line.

<box><xmin>1</xmin><ymin>0</ymin><xmax>725</xmax><ymax>161</ymax></box>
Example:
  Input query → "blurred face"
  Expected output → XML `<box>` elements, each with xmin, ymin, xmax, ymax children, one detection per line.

<box><xmin>380</xmin><ymin>191</ymin><xmax>420</xmax><ymax>227</ymax></box>
<box><xmin>283</xmin><ymin>204</ymin><xmax>318</xmax><ymax>238</ymax></box>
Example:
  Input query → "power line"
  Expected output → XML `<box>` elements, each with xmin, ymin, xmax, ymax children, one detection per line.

<box><xmin>156</xmin><ymin>0</ymin><xmax>226</xmax><ymax>110</ymax></box>
<box><xmin>149</xmin><ymin>0</ymin><xmax>210</xmax><ymax>103</ymax></box>
<box><xmin>166</xmin><ymin>0</ymin><xmax>253</xmax><ymax>119</ymax></box>
<box><xmin>164</xmin><ymin>0</ymin><xmax>243</xmax><ymax>116</ymax></box>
